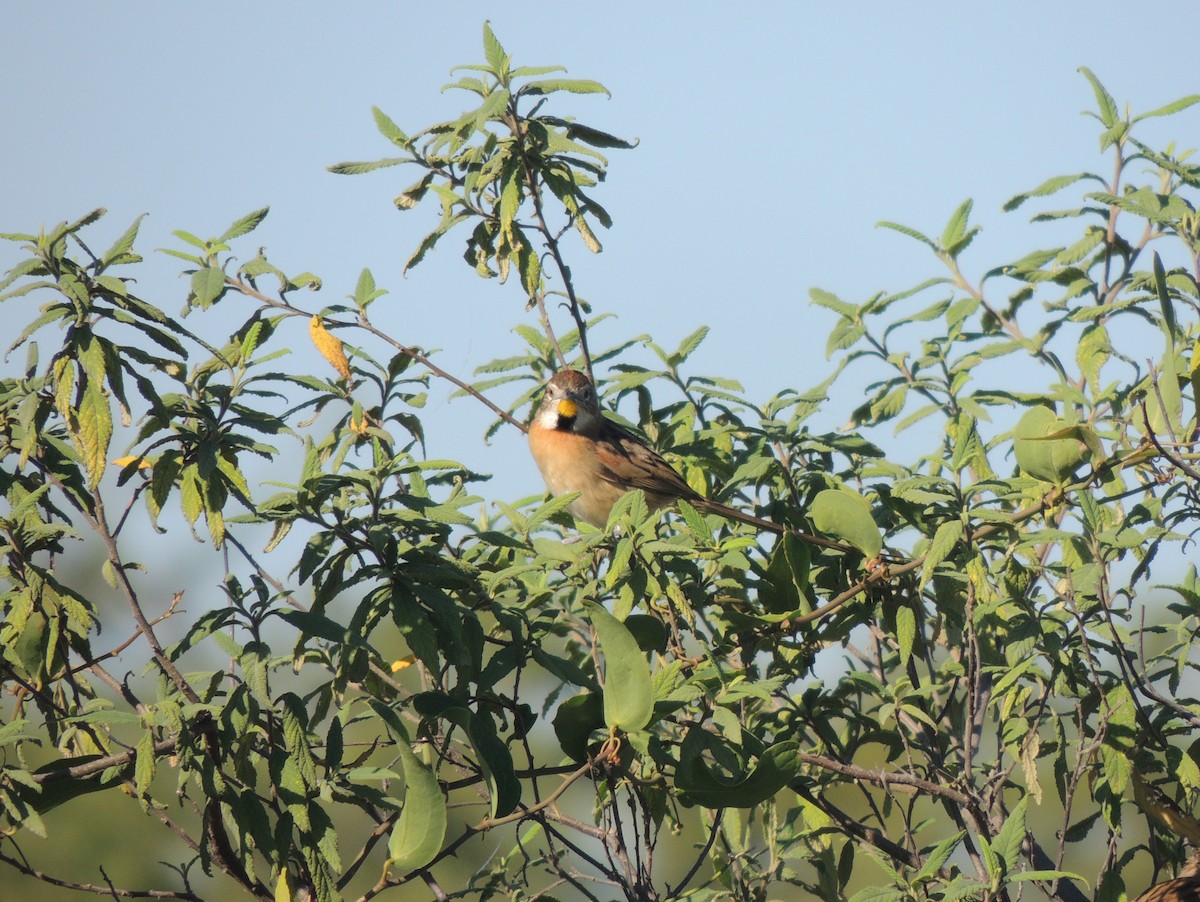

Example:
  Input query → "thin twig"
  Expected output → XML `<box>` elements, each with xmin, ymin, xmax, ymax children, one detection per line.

<box><xmin>665</xmin><ymin>812</ymin><xmax>721</xmax><ymax>899</ymax></box>
<box><xmin>228</xmin><ymin>276</ymin><xmax>527</xmax><ymax>432</ymax></box>
<box><xmin>0</xmin><ymin>849</ymin><xmax>200</xmax><ymax>901</ymax></box>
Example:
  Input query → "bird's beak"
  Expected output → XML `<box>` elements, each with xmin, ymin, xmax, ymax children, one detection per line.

<box><xmin>557</xmin><ymin>398</ymin><xmax>578</xmax><ymax>418</ymax></box>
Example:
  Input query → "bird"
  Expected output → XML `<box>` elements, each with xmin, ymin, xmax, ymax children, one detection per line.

<box><xmin>527</xmin><ymin>369</ymin><xmax>850</xmax><ymax>551</ymax></box>
<box><xmin>1134</xmin><ymin>868</ymin><xmax>1200</xmax><ymax>902</ymax></box>
<box><xmin>1132</xmin><ymin>774</ymin><xmax>1200</xmax><ymax>901</ymax></box>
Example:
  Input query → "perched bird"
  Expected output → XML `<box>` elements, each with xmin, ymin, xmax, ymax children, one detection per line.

<box><xmin>1134</xmin><ymin>866</ymin><xmax>1200</xmax><ymax>902</ymax></box>
<box><xmin>527</xmin><ymin>369</ymin><xmax>848</xmax><ymax>551</ymax></box>
<box><xmin>1132</xmin><ymin>773</ymin><xmax>1200</xmax><ymax>901</ymax></box>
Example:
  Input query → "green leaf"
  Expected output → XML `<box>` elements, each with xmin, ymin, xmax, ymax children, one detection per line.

<box><xmin>1140</xmin><ymin>355</ymin><xmax>1184</xmax><ymax>439</ymax></box>
<box><xmin>848</xmin><ymin>887</ymin><xmax>907</xmax><ymax>902</ymax></box>
<box><xmin>1190</xmin><ymin>338</ymin><xmax>1200</xmax><ymax>419</ymax></box>
<box><xmin>510</xmin><ymin>65</ymin><xmax>567</xmax><ymax>78</ymax></box>
<box><xmin>1007</xmin><ymin>870</ymin><xmax>1089</xmax><ymax>885</ymax></box>
<box><xmin>1078</xmin><ymin>67</ymin><xmax>1118</xmax><ymax>128</ymax></box>
<box><xmin>877</xmin><ymin>220</ymin><xmax>936</xmax><ymax>250</ymax></box>
<box><xmin>810</xmin><ymin>489</ymin><xmax>881</xmax><ymax>557</ymax></box>
<box><xmin>220</xmin><ymin>208</ymin><xmax>269</xmax><ymax>242</ymax></box>
<box><xmin>403</xmin><ymin>213</ymin><xmax>471</xmax><ymax>274</ymax></box>
<box><xmin>472</xmin><ymin>87</ymin><xmax>511</xmax><ymax>129</ymax></box>
<box><xmin>481</xmin><ymin>21</ymin><xmax>508</xmax><ymax>75</ymax></box>
<box><xmin>372</xmin><ymin>105</ymin><xmax>408</xmax><ymax>146</ymax></box>
<box><xmin>675</xmin><ymin>729</ymin><xmax>801</xmax><ymax>808</ymax></box>
<box><xmin>1153</xmin><ymin>252</ymin><xmax>1177</xmax><ymax>342</ymax></box>
<box><xmin>940</xmin><ymin>199</ymin><xmax>973</xmax><ymax>248</ymax></box>
<box><xmin>190</xmin><ymin>266</ymin><xmax>226</xmax><ymax>308</ymax></box>
<box><xmin>552</xmin><ymin>693</ymin><xmax>605</xmax><ymax>761</ymax></box>
<box><xmin>914</xmin><ymin>830</ymin><xmax>965</xmax><ymax>883</ymax></box>
<box><xmin>1003</xmin><ymin>174</ymin><xmax>1091</xmax><ymax>212</ymax></box>
<box><xmin>388</xmin><ymin>740</ymin><xmax>447</xmax><ymax>874</ymax></box>
<box><xmin>442</xmin><ymin>707</ymin><xmax>521</xmax><ymax>819</ymax></box>
<box><xmin>759</xmin><ymin>531</ymin><xmax>811</xmax><ymax>615</ymax></box>
<box><xmin>100</xmin><ymin>214</ymin><xmax>146</xmax><ymax>266</ymax></box>
<box><xmin>1076</xmin><ymin>323</ymin><xmax>1110</xmax><ymax>391</ymax></box>
<box><xmin>676</xmin><ymin>499</ymin><xmax>712</xmax><ymax>542</ymax></box>
<box><xmin>1012</xmin><ymin>406</ymin><xmax>1090</xmax><ymax>484</ymax></box>
<box><xmin>76</xmin><ymin>379</ymin><xmax>112</xmax><ymax>490</ymax></box>
<box><xmin>919</xmin><ymin>519</ymin><xmax>964</xmax><ymax>591</ymax></box>
<box><xmin>520</xmin><ymin>79</ymin><xmax>611</xmax><ymax>98</ymax></box>
<box><xmin>673</xmin><ymin>325</ymin><xmax>709</xmax><ymax>363</ymax></box>
<box><xmin>978</xmin><ymin>834</ymin><xmax>1000</xmax><ymax>878</ymax></box>
<box><xmin>584</xmin><ymin>602</ymin><xmax>653</xmax><ymax>732</ymax></box>
<box><xmin>1132</xmin><ymin>94</ymin><xmax>1200</xmax><ymax>123</ymax></box>
<box><xmin>561</xmin><ymin>121</ymin><xmax>637</xmax><ymax>150</ymax></box>
<box><xmin>624</xmin><ymin>615</ymin><xmax>667</xmax><ymax>654</ymax></box>
<box><xmin>394</xmin><ymin>173</ymin><xmax>434</xmax><ymax>212</ymax></box>
<box><xmin>328</xmin><ymin>156</ymin><xmax>409</xmax><ymax>176</ymax></box>
<box><xmin>895</xmin><ymin>605</ymin><xmax>916</xmax><ymax>669</ymax></box>
<box><xmin>134</xmin><ymin>729</ymin><xmax>156</xmax><ymax>795</ymax></box>
<box><xmin>994</xmin><ymin>796</ymin><xmax>1028</xmax><ymax>876</ymax></box>
<box><xmin>809</xmin><ymin>287</ymin><xmax>857</xmax><ymax>318</ymax></box>
<box><xmin>10</xmin><ymin>609</ymin><xmax>49</xmax><ymax>680</ymax></box>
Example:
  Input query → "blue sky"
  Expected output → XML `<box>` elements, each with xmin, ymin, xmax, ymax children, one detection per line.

<box><xmin>4</xmin><ymin>1</ymin><xmax>1199</xmax><ymax>506</ymax></box>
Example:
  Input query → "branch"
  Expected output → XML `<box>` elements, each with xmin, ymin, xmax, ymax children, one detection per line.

<box><xmin>0</xmin><ymin>848</ymin><xmax>200</xmax><ymax>900</ymax></box>
<box><xmin>791</xmin><ymin>784</ymin><xmax>929</xmax><ymax>873</ymax></box>
<box><xmin>796</xmin><ymin>753</ymin><xmax>972</xmax><ymax>806</ymax></box>
<box><xmin>228</xmin><ymin>277</ymin><xmax>527</xmax><ymax>432</ymax></box>
<box><xmin>1142</xmin><ymin>398</ymin><xmax>1200</xmax><ymax>482</ymax></box>
<box><xmin>90</xmin><ymin>490</ymin><xmax>199</xmax><ymax>704</ymax></box>
<box><xmin>33</xmin><ymin>736</ymin><xmax>178</xmax><ymax>785</ymax></box>
<box><xmin>506</xmin><ymin>106</ymin><xmax>594</xmax><ymax>381</ymax></box>
<box><xmin>792</xmin><ymin>446</ymin><xmax>1152</xmax><ymax>626</ymax></box>
<box><xmin>471</xmin><ymin>762</ymin><xmax>592</xmax><ymax>830</ymax></box>
<box><xmin>664</xmin><ymin>812</ymin><xmax>721</xmax><ymax>898</ymax></box>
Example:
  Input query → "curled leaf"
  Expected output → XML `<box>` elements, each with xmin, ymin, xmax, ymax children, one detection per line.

<box><xmin>1013</xmin><ymin>406</ymin><xmax>1094</xmax><ymax>484</ymax></box>
<box><xmin>388</xmin><ymin>741</ymin><xmax>447</xmax><ymax>874</ymax></box>
<box><xmin>810</xmin><ymin>489</ymin><xmax>882</xmax><ymax>557</ymax></box>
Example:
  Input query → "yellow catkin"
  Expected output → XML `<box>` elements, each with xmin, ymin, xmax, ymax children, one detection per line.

<box><xmin>309</xmin><ymin>315</ymin><xmax>351</xmax><ymax>379</ymax></box>
<box><xmin>112</xmin><ymin>456</ymin><xmax>152</xmax><ymax>469</ymax></box>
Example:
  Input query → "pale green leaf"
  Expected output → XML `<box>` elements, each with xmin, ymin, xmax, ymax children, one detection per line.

<box><xmin>919</xmin><ymin>519</ymin><xmax>964</xmax><ymax>591</ymax></box>
<box><xmin>585</xmin><ymin>602</ymin><xmax>653</xmax><ymax>731</ymax></box>
<box><xmin>810</xmin><ymin>489</ymin><xmax>881</xmax><ymax>557</ymax></box>
<box><xmin>388</xmin><ymin>741</ymin><xmax>447</xmax><ymax>873</ymax></box>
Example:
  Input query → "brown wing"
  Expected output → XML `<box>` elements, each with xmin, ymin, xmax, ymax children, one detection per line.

<box><xmin>591</xmin><ymin>419</ymin><xmax>698</xmax><ymax>507</ymax></box>
<box><xmin>1136</xmin><ymin>875</ymin><xmax>1200</xmax><ymax>902</ymax></box>
<box><xmin>591</xmin><ymin>418</ymin><xmax>853</xmax><ymax>551</ymax></box>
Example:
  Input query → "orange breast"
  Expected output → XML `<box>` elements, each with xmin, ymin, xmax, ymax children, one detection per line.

<box><xmin>529</xmin><ymin>426</ymin><xmax>623</xmax><ymax>527</ymax></box>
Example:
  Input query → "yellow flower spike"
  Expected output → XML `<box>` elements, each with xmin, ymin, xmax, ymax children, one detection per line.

<box><xmin>112</xmin><ymin>456</ymin><xmax>152</xmax><ymax>470</ymax></box>
<box><xmin>309</xmin><ymin>315</ymin><xmax>351</xmax><ymax>380</ymax></box>
<box><xmin>391</xmin><ymin>655</ymin><xmax>417</xmax><ymax>673</ymax></box>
